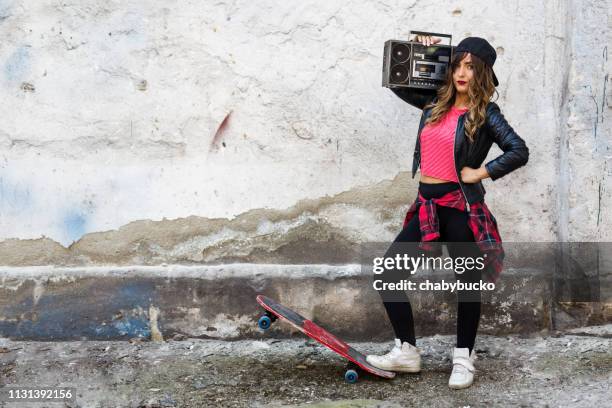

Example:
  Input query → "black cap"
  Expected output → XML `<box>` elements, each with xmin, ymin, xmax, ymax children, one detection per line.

<box><xmin>454</xmin><ymin>37</ymin><xmax>499</xmax><ymax>87</ymax></box>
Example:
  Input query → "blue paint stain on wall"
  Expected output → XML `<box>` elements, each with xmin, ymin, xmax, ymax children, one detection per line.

<box><xmin>93</xmin><ymin>316</ymin><xmax>151</xmax><ymax>339</ymax></box>
<box><xmin>0</xmin><ymin>176</ymin><xmax>33</xmax><ymax>210</ymax></box>
<box><xmin>63</xmin><ymin>210</ymin><xmax>87</xmax><ymax>243</ymax></box>
<box><xmin>0</xmin><ymin>315</ymin><xmax>151</xmax><ymax>340</ymax></box>
<box><xmin>0</xmin><ymin>278</ymin><xmax>158</xmax><ymax>340</ymax></box>
<box><xmin>4</xmin><ymin>45</ymin><xmax>30</xmax><ymax>83</ymax></box>
<box><xmin>118</xmin><ymin>282</ymin><xmax>155</xmax><ymax>308</ymax></box>
<box><xmin>0</xmin><ymin>0</ymin><xmax>14</xmax><ymax>21</ymax></box>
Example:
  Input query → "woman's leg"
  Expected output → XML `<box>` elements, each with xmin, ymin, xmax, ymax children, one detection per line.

<box><xmin>379</xmin><ymin>182</ymin><xmax>464</xmax><ymax>346</ymax></box>
<box><xmin>441</xmin><ymin>206</ymin><xmax>482</xmax><ymax>354</ymax></box>
<box><xmin>379</xmin><ymin>214</ymin><xmax>421</xmax><ymax>346</ymax></box>
<box><xmin>368</xmin><ymin>217</ymin><xmax>424</xmax><ymax>372</ymax></box>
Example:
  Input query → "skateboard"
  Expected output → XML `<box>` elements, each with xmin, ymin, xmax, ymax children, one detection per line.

<box><xmin>256</xmin><ymin>295</ymin><xmax>396</xmax><ymax>383</ymax></box>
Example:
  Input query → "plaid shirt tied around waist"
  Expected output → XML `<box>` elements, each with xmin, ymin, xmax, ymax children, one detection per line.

<box><xmin>402</xmin><ymin>188</ymin><xmax>505</xmax><ymax>284</ymax></box>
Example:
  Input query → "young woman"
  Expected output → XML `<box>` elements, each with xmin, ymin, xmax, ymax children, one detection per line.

<box><xmin>367</xmin><ymin>35</ymin><xmax>529</xmax><ymax>389</ymax></box>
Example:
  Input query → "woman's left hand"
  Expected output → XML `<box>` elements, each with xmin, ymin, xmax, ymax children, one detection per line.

<box><xmin>460</xmin><ymin>166</ymin><xmax>489</xmax><ymax>183</ymax></box>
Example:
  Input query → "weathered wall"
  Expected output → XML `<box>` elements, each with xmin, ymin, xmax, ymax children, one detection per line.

<box><xmin>0</xmin><ymin>0</ymin><xmax>610</xmax><ymax>340</ymax></box>
<box><xmin>1</xmin><ymin>263</ymin><xmax>609</xmax><ymax>340</ymax></box>
<box><xmin>1</xmin><ymin>0</ymin><xmax>609</xmax><ymax>259</ymax></box>
<box><xmin>559</xmin><ymin>0</ymin><xmax>612</xmax><ymax>241</ymax></box>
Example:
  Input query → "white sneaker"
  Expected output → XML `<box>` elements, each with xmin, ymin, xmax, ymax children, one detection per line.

<box><xmin>449</xmin><ymin>347</ymin><xmax>477</xmax><ymax>389</ymax></box>
<box><xmin>366</xmin><ymin>338</ymin><xmax>421</xmax><ymax>373</ymax></box>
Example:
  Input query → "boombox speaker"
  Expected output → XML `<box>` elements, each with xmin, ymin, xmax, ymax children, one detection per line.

<box><xmin>382</xmin><ymin>31</ymin><xmax>453</xmax><ymax>90</ymax></box>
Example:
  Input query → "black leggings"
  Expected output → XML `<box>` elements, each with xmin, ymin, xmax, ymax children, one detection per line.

<box><xmin>380</xmin><ymin>181</ymin><xmax>482</xmax><ymax>353</ymax></box>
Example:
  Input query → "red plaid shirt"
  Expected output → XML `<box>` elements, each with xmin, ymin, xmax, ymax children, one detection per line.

<box><xmin>402</xmin><ymin>189</ymin><xmax>505</xmax><ymax>284</ymax></box>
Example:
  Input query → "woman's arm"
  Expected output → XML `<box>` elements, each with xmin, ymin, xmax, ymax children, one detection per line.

<box><xmin>389</xmin><ymin>34</ymin><xmax>440</xmax><ymax>111</ymax></box>
<box><xmin>390</xmin><ymin>87</ymin><xmax>437</xmax><ymax>110</ymax></box>
<box><xmin>483</xmin><ymin>103</ymin><xmax>530</xmax><ymax>181</ymax></box>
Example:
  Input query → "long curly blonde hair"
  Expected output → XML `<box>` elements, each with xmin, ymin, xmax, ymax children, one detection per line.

<box><xmin>424</xmin><ymin>52</ymin><xmax>498</xmax><ymax>143</ymax></box>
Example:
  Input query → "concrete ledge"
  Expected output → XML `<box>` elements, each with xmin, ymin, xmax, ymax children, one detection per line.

<box><xmin>0</xmin><ymin>264</ymin><xmax>610</xmax><ymax>340</ymax></box>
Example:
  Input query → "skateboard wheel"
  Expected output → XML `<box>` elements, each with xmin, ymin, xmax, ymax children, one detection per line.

<box><xmin>344</xmin><ymin>369</ymin><xmax>358</xmax><ymax>384</ymax></box>
<box><xmin>258</xmin><ymin>315</ymin><xmax>272</xmax><ymax>330</ymax></box>
<box><xmin>265</xmin><ymin>310</ymin><xmax>278</xmax><ymax>322</ymax></box>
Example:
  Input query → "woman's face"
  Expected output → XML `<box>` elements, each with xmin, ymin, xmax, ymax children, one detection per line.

<box><xmin>452</xmin><ymin>53</ymin><xmax>474</xmax><ymax>94</ymax></box>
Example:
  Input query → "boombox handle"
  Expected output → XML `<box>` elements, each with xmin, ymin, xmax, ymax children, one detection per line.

<box><xmin>409</xmin><ymin>30</ymin><xmax>452</xmax><ymax>46</ymax></box>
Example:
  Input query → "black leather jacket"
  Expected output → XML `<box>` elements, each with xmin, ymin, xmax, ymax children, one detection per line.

<box><xmin>392</xmin><ymin>88</ymin><xmax>529</xmax><ymax>209</ymax></box>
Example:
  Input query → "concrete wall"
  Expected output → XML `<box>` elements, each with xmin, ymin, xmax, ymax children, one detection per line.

<box><xmin>0</xmin><ymin>1</ymin><xmax>610</xmax><ymax>339</ymax></box>
<box><xmin>0</xmin><ymin>262</ymin><xmax>608</xmax><ymax>340</ymax></box>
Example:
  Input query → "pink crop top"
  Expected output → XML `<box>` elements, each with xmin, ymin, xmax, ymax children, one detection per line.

<box><xmin>419</xmin><ymin>105</ymin><xmax>468</xmax><ymax>182</ymax></box>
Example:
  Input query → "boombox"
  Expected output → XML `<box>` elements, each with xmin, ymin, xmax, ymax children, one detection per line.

<box><xmin>382</xmin><ymin>31</ymin><xmax>453</xmax><ymax>90</ymax></box>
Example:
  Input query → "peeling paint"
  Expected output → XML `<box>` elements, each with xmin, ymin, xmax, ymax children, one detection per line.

<box><xmin>205</xmin><ymin>313</ymin><xmax>256</xmax><ymax>339</ymax></box>
<box><xmin>32</xmin><ymin>279</ymin><xmax>44</xmax><ymax>307</ymax></box>
<box><xmin>149</xmin><ymin>304</ymin><xmax>164</xmax><ymax>342</ymax></box>
<box><xmin>0</xmin><ymin>172</ymin><xmax>414</xmax><ymax>266</ymax></box>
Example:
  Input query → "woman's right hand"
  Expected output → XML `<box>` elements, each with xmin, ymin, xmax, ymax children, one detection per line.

<box><xmin>412</xmin><ymin>34</ymin><xmax>442</xmax><ymax>46</ymax></box>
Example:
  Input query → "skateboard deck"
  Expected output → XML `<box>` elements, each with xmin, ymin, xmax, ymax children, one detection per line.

<box><xmin>256</xmin><ymin>295</ymin><xmax>395</xmax><ymax>383</ymax></box>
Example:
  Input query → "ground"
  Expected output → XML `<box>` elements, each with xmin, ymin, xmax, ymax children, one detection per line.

<box><xmin>0</xmin><ymin>325</ymin><xmax>610</xmax><ymax>408</ymax></box>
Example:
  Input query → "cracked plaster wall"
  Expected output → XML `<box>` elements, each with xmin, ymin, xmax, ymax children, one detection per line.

<box><xmin>0</xmin><ymin>0</ymin><xmax>610</xmax><ymax>265</ymax></box>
